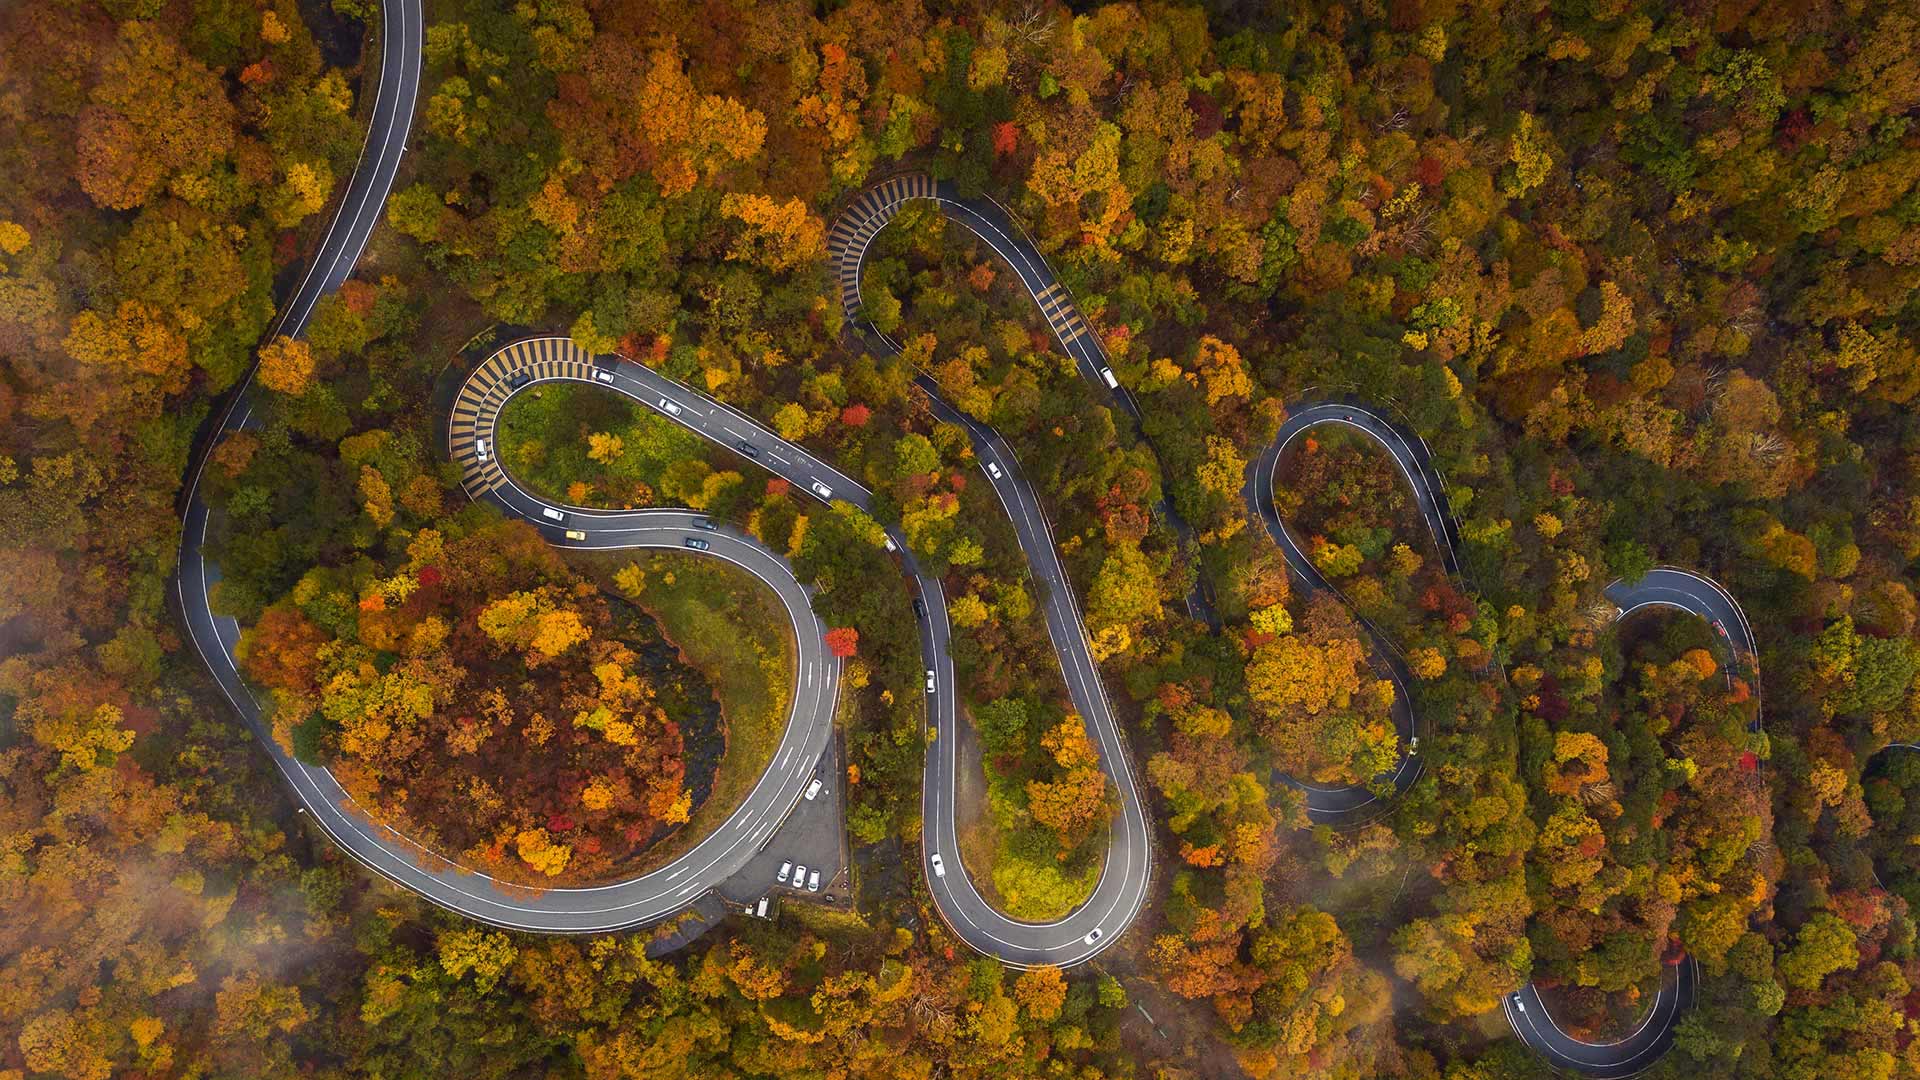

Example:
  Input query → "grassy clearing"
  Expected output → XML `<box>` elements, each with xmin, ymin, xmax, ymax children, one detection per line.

<box><xmin>575</xmin><ymin>549</ymin><xmax>795</xmax><ymax>873</ymax></box>
<box><xmin>496</xmin><ymin>381</ymin><xmax>729</xmax><ymax>509</ymax></box>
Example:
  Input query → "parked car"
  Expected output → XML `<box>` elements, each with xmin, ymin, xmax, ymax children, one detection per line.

<box><xmin>929</xmin><ymin>853</ymin><xmax>946</xmax><ymax>878</ymax></box>
<box><xmin>777</xmin><ymin>861</ymin><xmax>792</xmax><ymax>884</ymax></box>
<box><xmin>804</xmin><ymin>778</ymin><xmax>823</xmax><ymax>801</ymax></box>
<box><xmin>806</xmin><ymin>869</ymin><xmax>821</xmax><ymax>892</ymax></box>
<box><xmin>791</xmin><ymin>864</ymin><xmax>807</xmax><ymax>889</ymax></box>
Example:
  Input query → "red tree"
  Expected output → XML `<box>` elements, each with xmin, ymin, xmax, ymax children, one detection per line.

<box><xmin>824</xmin><ymin>627</ymin><xmax>859</xmax><ymax>657</ymax></box>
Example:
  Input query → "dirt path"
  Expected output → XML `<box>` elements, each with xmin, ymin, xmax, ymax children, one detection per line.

<box><xmin>1110</xmin><ymin>970</ymin><xmax>1247</xmax><ymax>1079</ymax></box>
<box><xmin>951</xmin><ymin>703</ymin><xmax>1003</xmax><ymax>905</ymax></box>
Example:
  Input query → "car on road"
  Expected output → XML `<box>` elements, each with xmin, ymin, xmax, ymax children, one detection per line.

<box><xmin>810</xmin><ymin>480</ymin><xmax>834</xmax><ymax>501</ymax></box>
<box><xmin>912</xmin><ymin>597</ymin><xmax>927</xmax><ymax>619</ymax></box>
<box><xmin>684</xmin><ymin>536</ymin><xmax>710</xmax><ymax>551</ymax></box>
<box><xmin>985</xmin><ymin>461</ymin><xmax>1003</xmax><ymax>479</ymax></box>
<box><xmin>792</xmin><ymin>864</ymin><xmax>807</xmax><ymax>889</ymax></box>
<box><xmin>695</xmin><ymin>518</ymin><xmax>718</xmax><ymax>531</ymax></box>
<box><xmin>1082</xmin><ymin>928</ymin><xmax>1103</xmax><ymax>945</ymax></box>
<box><xmin>508</xmin><ymin>372</ymin><xmax>531</xmax><ymax>390</ymax></box>
<box><xmin>1512</xmin><ymin>995</ymin><xmax>1525</xmax><ymax>1013</ymax></box>
<box><xmin>474</xmin><ymin>437</ymin><xmax>490</xmax><ymax>461</ymax></box>
<box><xmin>929</xmin><ymin>853</ymin><xmax>946</xmax><ymax>878</ymax></box>
<box><xmin>593</xmin><ymin>369</ymin><xmax>615</xmax><ymax>384</ymax></box>
<box><xmin>806</xmin><ymin>869</ymin><xmax>821</xmax><ymax>892</ymax></box>
<box><xmin>735</xmin><ymin>439</ymin><xmax>759</xmax><ymax>459</ymax></box>
<box><xmin>1408</xmin><ymin>736</ymin><xmax>1420</xmax><ymax>756</ymax></box>
<box><xmin>1100</xmin><ymin>367</ymin><xmax>1119</xmax><ymax>389</ymax></box>
<box><xmin>777</xmin><ymin>861</ymin><xmax>792</xmax><ymax>884</ymax></box>
<box><xmin>925</xmin><ymin>669</ymin><xmax>936</xmax><ymax>693</ymax></box>
<box><xmin>884</xmin><ymin>536</ymin><xmax>897</xmax><ymax>552</ymax></box>
<box><xmin>804</xmin><ymin>778</ymin><xmax>823</xmax><ymax>800</ymax></box>
<box><xmin>1712</xmin><ymin>619</ymin><xmax>1729</xmax><ymax>637</ymax></box>
<box><xmin>542</xmin><ymin>507</ymin><xmax>566</xmax><ymax>522</ymax></box>
<box><xmin>564</xmin><ymin>529</ymin><xmax>587</xmax><ymax>541</ymax></box>
<box><xmin>658</xmin><ymin>396</ymin><xmax>682</xmax><ymax>416</ymax></box>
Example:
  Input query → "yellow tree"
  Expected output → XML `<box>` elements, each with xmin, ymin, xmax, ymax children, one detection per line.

<box><xmin>1192</xmin><ymin>336</ymin><xmax>1252</xmax><ymax>405</ymax></box>
<box><xmin>719</xmin><ymin>193</ymin><xmax>825</xmax><ymax>273</ymax></box>
<box><xmin>256</xmin><ymin>335</ymin><xmax>315</xmax><ymax>396</ymax></box>
<box><xmin>1014</xmin><ymin>965</ymin><xmax>1068</xmax><ymax>1021</ymax></box>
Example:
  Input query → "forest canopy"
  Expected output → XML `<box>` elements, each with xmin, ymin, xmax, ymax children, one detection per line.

<box><xmin>4</xmin><ymin>0</ymin><xmax>1920</xmax><ymax>1079</ymax></box>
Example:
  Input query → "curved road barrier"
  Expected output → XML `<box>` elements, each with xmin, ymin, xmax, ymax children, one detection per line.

<box><xmin>1249</xmin><ymin>404</ymin><xmax>1755</xmax><ymax>1075</ymax></box>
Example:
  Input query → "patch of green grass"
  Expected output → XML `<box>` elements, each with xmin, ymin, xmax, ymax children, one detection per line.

<box><xmin>496</xmin><ymin>382</ymin><xmax>714</xmax><ymax>508</ymax></box>
<box><xmin>575</xmin><ymin>549</ymin><xmax>795</xmax><ymax>872</ymax></box>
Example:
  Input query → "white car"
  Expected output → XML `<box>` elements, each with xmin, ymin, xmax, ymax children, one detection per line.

<box><xmin>926</xmin><ymin>670</ymin><xmax>936</xmax><ymax>694</ymax></box>
<box><xmin>777</xmin><ymin>861</ymin><xmax>792</xmax><ymax>884</ymax></box>
<box><xmin>474</xmin><ymin>437</ymin><xmax>490</xmax><ymax>461</ymax></box>
<box><xmin>1407</xmin><ymin>736</ymin><xmax>1420</xmax><ymax>756</ymax></box>
<box><xmin>804</xmin><ymin>778</ymin><xmax>824</xmax><ymax>801</ymax></box>
<box><xmin>810</xmin><ymin>480</ymin><xmax>834</xmax><ymax>501</ymax></box>
<box><xmin>1082</xmin><ymin>928</ymin><xmax>1104</xmax><ymax>945</ymax></box>
<box><xmin>985</xmin><ymin>461</ymin><xmax>1003</xmax><ymax>479</ymax></box>
<box><xmin>792</xmin><ymin>864</ymin><xmax>807</xmax><ymax>889</ymax></box>
<box><xmin>659</xmin><ymin>396</ymin><xmax>682</xmax><ymax>416</ymax></box>
<box><xmin>930</xmin><ymin>853</ymin><xmax>946</xmax><ymax>878</ymax></box>
<box><xmin>1514</xmin><ymin>997</ymin><xmax>1526</xmax><ymax>1014</ymax></box>
<box><xmin>1100</xmin><ymin>367</ymin><xmax>1119</xmax><ymax>389</ymax></box>
<box><xmin>593</xmin><ymin>369</ymin><xmax>615</xmax><ymax>384</ymax></box>
<box><xmin>541</xmin><ymin>507</ymin><xmax>565</xmax><ymax>522</ymax></box>
<box><xmin>806</xmin><ymin>869</ymin><xmax>821</xmax><ymax>892</ymax></box>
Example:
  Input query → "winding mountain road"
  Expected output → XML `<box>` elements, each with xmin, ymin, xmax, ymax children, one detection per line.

<box><xmin>1246</xmin><ymin>403</ymin><xmax>1754</xmax><ymax>1075</ymax></box>
<box><xmin>172</xmin><ymin>6</ymin><xmax>846</xmax><ymax>932</ymax></box>
<box><xmin>830</xmin><ymin>176</ymin><xmax>1154</xmax><ymax>965</ymax></box>
<box><xmin>165</xmin><ymin>16</ymin><xmax>1753</xmax><ymax>1058</ymax></box>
